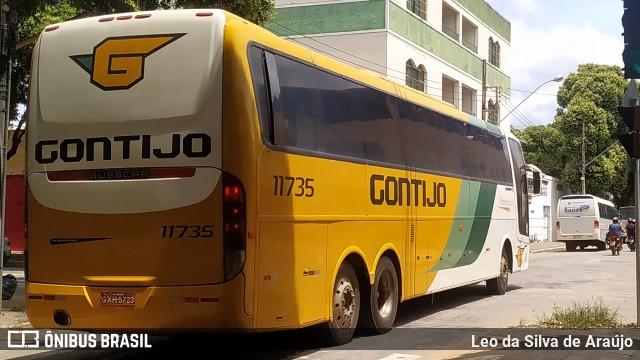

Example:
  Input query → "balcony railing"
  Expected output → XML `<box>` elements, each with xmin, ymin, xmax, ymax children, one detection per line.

<box><xmin>462</xmin><ymin>36</ymin><xmax>477</xmax><ymax>53</ymax></box>
<box><xmin>442</xmin><ymin>23</ymin><xmax>458</xmax><ymax>41</ymax></box>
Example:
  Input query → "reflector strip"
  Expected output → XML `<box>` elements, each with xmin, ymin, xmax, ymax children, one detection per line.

<box><xmin>47</xmin><ymin>167</ymin><xmax>196</xmax><ymax>181</ymax></box>
<box><xmin>200</xmin><ymin>298</ymin><xmax>220</xmax><ymax>303</ymax></box>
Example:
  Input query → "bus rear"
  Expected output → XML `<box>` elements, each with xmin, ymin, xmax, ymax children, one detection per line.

<box><xmin>26</xmin><ymin>10</ymin><xmax>247</xmax><ymax>329</ymax></box>
<box><xmin>556</xmin><ymin>195</ymin><xmax>606</xmax><ymax>251</ymax></box>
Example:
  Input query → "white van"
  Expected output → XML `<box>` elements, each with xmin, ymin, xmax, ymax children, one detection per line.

<box><xmin>556</xmin><ymin>194</ymin><xmax>617</xmax><ymax>251</ymax></box>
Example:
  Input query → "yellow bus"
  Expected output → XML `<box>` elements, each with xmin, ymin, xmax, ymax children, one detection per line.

<box><xmin>26</xmin><ymin>9</ymin><xmax>530</xmax><ymax>345</ymax></box>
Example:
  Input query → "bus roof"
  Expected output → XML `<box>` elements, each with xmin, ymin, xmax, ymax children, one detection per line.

<box><xmin>559</xmin><ymin>194</ymin><xmax>614</xmax><ymax>206</ymax></box>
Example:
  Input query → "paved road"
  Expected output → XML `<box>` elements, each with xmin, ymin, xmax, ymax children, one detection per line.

<box><xmin>1</xmin><ymin>247</ymin><xmax>639</xmax><ymax>359</ymax></box>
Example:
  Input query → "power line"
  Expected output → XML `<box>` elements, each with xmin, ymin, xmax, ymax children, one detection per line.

<box><xmin>268</xmin><ymin>19</ymin><xmax>503</xmax><ymax>101</ymax></box>
<box><xmin>267</xmin><ymin>18</ymin><xmax>563</xmax><ymax>124</ymax></box>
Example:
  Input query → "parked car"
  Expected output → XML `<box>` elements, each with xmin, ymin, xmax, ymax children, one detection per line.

<box><xmin>2</xmin><ymin>235</ymin><xmax>10</xmax><ymax>264</ymax></box>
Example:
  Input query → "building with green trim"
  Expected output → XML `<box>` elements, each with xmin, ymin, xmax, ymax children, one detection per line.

<box><xmin>266</xmin><ymin>0</ymin><xmax>511</xmax><ymax>123</ymax></box>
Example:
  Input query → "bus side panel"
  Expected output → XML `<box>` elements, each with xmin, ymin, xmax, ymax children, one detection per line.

<box><xmin>414</xmin><ymin>176</ymin><xmax>465</xmax><ymax>295</ymax></box>
<box><xmin>222</xmin><ymin>18</ymin><xmax>283</xmax><ymax>319</ymax></box>
<box><xmin>255</xmin><ymin>150</ymin><xmax>369</xmax><ymax>327</ymax></box>
<box><xmin>257</xmin><ymin>222</ymin><xmax>327</xmax><ymax>328</ymax></box>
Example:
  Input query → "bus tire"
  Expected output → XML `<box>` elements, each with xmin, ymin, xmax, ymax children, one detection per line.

<box><xmin>486</xmin><ymin>248</ymin><xmax>509</xmax><ymax>295</ymax></box>
<box><xmin>323</xmin><ymin>261</ymin><xmax>360</xmax><ymax>345</ymax></box>
<box><xmin>360</xmin><ymin>256</ymin><xmax>398</xmax><ymax>334</ymax></box>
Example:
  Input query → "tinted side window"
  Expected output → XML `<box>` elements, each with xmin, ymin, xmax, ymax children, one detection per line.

<box><xmin>273</xmin><ymin>53</ymin><xmax>405</xmax><ymax>164</ymax></box>
<box><xmin>401</xmin><ymin>102</ymin><xmax>467</xmax><ymax>176</ymax></box>
<box><xmin>509</xmin><ymin>138</ymin><xmax>528</xmax><ymax>235</ymax></box>
<box><xmin>272</xmin><ymin>55</ymin><xmax>317</xmax><ymax>151</ymax></box>
<box><xmin>466</xmin><ymin>125</ymin><xmax>513</xmax><ymax>183</ymax></box>
<box><xmin>252</xmin><ymin>46</ymin><xmax>513</xmax><ymax>185</ymax></box>
<box><xmin>248</xmin><ymin>47</ymin><xmax>273</xmax><ymax>144</ymax></box>
<box><xmin>599</xmin><ymin>204</ymin><xmax>615</xmax><ymax>220</ymax></box>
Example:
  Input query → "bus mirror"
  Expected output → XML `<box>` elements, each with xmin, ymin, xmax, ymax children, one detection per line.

<box><xmin>533</xmin><ymin>171</ymin><xmax>541</xmax><ymax>195</ymax></box>
<box><xmin>526</xmin><ymin>169</ymin><xmax>541</xmax><ymax>197</ymax></box>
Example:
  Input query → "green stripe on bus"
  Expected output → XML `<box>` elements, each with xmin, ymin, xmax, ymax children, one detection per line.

<box><xmin>454</xmin><ymin>182</ymin><xmax>496</xmax><ymax>267</ymax></box>
<box><xmin>429</xmin><ymin>181</ymin><xmax>472</xmax><ymax>272</ymax></box>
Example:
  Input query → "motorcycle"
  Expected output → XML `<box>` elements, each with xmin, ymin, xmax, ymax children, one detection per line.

<box><xmin>628</xmin><ymin>235</ymin><xmax>636</xmax><ymax>252</ymax></box>
<box><xmin>607</xmin><ymin>235</ymin><xmax>623</xmax><ymax>256</ymax></box>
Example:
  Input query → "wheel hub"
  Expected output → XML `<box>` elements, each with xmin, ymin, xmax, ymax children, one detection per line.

<box><xmin>333</xmin><ymin>278</ymin><xmax>355</xmax><ymax>328</ymax></box>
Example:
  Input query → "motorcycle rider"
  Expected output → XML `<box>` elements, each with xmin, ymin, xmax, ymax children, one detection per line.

<box><xmin>608</xmin><ymin>217</ymin><xmax>625</xmax><ymax>244</ymax></box>
<box><xmin>626</xmin><ymin>218</ymin><xmax>636</xmax><ymax>245</ymax></box>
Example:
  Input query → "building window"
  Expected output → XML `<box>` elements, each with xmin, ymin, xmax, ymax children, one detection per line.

<box><xmin>406</xmin><ymin>60</ymin><xmax>425</xmax><ymax>92</ymax></box>
<box><xmin>407</xmin><ymin>0</ymin><xmax>426</xmax><ymax>20</ymax></box>
<box><xmin>489</xmin><ymin>37</ymin><xmax>500</xmax><ymax>68</ymax></box>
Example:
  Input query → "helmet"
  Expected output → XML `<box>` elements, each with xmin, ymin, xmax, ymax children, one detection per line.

<box><xmin>613</xmin><ymin>217</ymin><xmax>619</xmax><ymax>223</ymax></box>
<box><xmin>633</xmin><ymin>219</ymin><xmax>636</xmax><ymax>224</ymax></box>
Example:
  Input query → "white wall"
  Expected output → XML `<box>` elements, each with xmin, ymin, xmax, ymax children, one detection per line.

<box><xmin>287</xmin><ymin>32</ymin><xmax>389</xmax><ymax>76</ymax></box>
<box><xmin>274</xmin><ymin>0</ymin><xmax>511</xmax><ymax>118</ymax></box>
<box><xmin>529</xmin><ymin>175</ymin><xmax>565</xmax><ymax>242</ymax></box>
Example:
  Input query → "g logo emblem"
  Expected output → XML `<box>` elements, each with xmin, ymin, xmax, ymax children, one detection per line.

<box><xmin>71</xmin><ymin>34</ymin><xmax>185</xmax><ymax>91</ymax></box>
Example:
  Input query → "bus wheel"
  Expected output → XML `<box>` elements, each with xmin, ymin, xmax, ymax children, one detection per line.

<box><xmin>323</xmin><ymin>262</ymin><xmax>360</xmax><ymax>345</ymax></box>
<box><xmin>360</xmin><ymin>257</ymin><xmax>398</xmax><ymax>334</ymax></box>
<box><xmin>487</xmin><ymin>248</ymin><xmax>509</xmax><ymax>295</ymax></box>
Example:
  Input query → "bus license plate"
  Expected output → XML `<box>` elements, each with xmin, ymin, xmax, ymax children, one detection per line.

<box><xmin>100</xmin><ymin>291</ymin><xmax>135</xmax><ymax>306</ymax></box>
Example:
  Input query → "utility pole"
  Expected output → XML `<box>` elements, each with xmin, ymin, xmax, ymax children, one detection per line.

<box><xmin>0</xmin><ymin>0</ymin><xmax>12</xmax><ymax>313</ymax></box>
<box><xmin>581</xmin><ymin>120</ymin><xmax>586</xmax><ymax>194</ymax></box>
<box><xmin>620</xmin><ymin>0</ymin><xmax>640</xmax><ymax>328</ymax></box>
<box><xmin>481</xmin><ymin>60</ymin><xmax>487</xmax><ymax>121</ymax></box>
<box><xmin>618</xmin><ymin>81</ymin><xmax>640</xmax><ymax>326</ymax></box>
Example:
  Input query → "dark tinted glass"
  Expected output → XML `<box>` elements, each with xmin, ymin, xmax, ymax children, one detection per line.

<box><xmin>249</xmin><ymin>45</ymin><xmax>514</xmax><ymax>185</ymax></box>
<box><xmin>248</xmin><ymin>47</ymin><xmax>273</xmax><ymax>143</ymax></box>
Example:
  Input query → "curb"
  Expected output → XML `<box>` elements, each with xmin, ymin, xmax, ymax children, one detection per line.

<box><xmin>530</xmin><ymin>247</ymin><xmax>565</xmax><ymax>254</ymax></box>
<box><xmin>4</xmin><ymin>253</ymin><xmax>24</xmax><ymax>269</ymax></box>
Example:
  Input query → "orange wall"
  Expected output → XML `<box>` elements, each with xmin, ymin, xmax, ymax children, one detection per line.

<box><xmin>6</xmin><ymin>130</ymin><xmax>26</xmax><ymax>252</ymax></box>
<box><xmin>6</xmin><ymin>175</ymin><xmax>25</xmax><ymax>252</ymax></box>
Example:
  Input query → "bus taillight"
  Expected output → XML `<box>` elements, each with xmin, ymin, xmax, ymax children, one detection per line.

<box><xmin>594</xmin><ymin>220</ymin><xmax>599</xmax><ymax>228</ymax></box>
<box><xmin>224</xmin><ymin>185</ymin><xmax>244</xmax><ymax>203</ymax></box>
<box><xmin>556</xmin><ymin>221</ymin><xmax>560</xmax><ymax>229</ymax></box>
<box><xmin>223</xmin><ymin>173</ymin><xmax>246</xmax><ymax>281</ymax></box>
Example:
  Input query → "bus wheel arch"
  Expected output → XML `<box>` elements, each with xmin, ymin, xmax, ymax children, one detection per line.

<box><xmin>502</xmin><ymin>240</ymin><xmax>513</xmax><ymax>272</ymax></box>
<box><xmin>487</xmin><ymin>239</ymin><xmax>512</xmax><ymax>295</ymax></box>
<box><xmin>359</xmin><ymin>250</ymin><xmax>400</xmax><ymax>334</ymax></box>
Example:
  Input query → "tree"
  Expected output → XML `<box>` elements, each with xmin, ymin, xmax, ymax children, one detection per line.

<box><xmin>517</xmin><ymin>64</ymin><xmax>629</xmax><ymax>201</ymax></box>
<box><xmin>8</xmin><ymin>0</ymin><xmax>275</xmax><ymax>159</ymax></box>
<box><xmin>513</xmin><ymin>125</ymin><xmax>565</xmax><ymax>178</ymax></box>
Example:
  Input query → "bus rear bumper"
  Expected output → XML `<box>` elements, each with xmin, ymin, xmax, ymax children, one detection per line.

<box><xmin>25</xmin><ymin>275</ymin><xmax>251</xmax><ymax>331</ymax></box>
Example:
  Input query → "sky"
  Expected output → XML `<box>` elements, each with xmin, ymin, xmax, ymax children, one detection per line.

<box><xmin>486</xmin><ymin>0</ymin><xmax>624</xmax><ymax>129</ymax></box>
